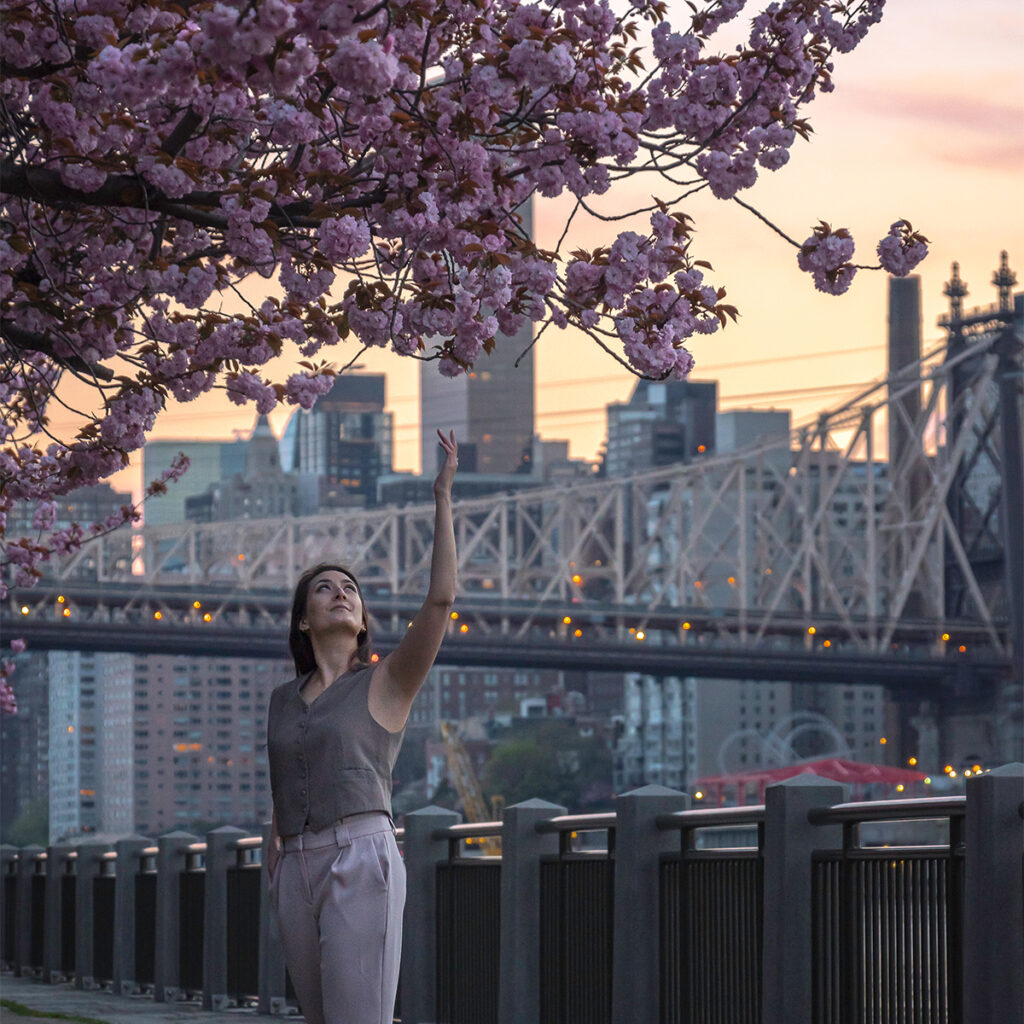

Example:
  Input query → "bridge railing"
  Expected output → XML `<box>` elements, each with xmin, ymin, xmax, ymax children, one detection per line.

<box><xmin>2</xmin><ymin>766</ymin><xmax>1022</xmax><ymax>1024</ymax></box>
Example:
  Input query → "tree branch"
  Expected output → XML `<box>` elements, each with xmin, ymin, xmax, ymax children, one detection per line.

<box><xmin>0</xmin><ymin>322</ymin><xmax>115</xmax><ymax>381</ymax></box>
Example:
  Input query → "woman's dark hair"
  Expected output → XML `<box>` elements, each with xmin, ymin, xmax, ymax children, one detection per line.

<box><xmin>289</xmin><ymin>563</ymin><xmax>372</xmax><ymax>676</ymax></box>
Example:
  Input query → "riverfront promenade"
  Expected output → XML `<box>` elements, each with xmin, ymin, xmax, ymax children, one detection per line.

<box><xmin>1</xmin><ymin>972</ymin><xmax>284</xmax><ymax>1022</ymax></box>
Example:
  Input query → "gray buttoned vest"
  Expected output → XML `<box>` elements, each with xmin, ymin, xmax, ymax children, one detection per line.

<box><xmin>267</xmin><ymin>664</ymin><xmax>405</xmax><ymax>836</ymax></box>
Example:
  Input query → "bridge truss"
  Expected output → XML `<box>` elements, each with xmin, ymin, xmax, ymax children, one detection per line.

<box><xmin>12</xmin><ymin>303</ymin><xmax>1020</xmax><ymax>684</ymax></box>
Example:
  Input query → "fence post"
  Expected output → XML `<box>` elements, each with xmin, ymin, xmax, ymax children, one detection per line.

<box><xmin>258</xmin><ymin>820</ymin><xmax>288</xmax><ymax>1016</ymax></box>
<box><xmin>762</xmin><ymin>774</ymin><xmax>846</xmax><ymax>1024</ymax></box>
<box><xmin>0</xmin><ymin>844</ymin><xmax>17</xmax><ymax>971</ymax></box>
<box><xmin>498</xmin><ymin>798</ymin><xmax>566</xmax><ymax>1024</ymax></box>
<box><xmin>44</xmin><ymin>844</ymin><xmax>74</xmax><ymax>983</ymax></box>
<box><xmin>612</xmin><ymin>785</ymin><xmax>689</xmax><ymax>1024</ymax></box>
<box><xmin>203</xmin><ymin>825</ymin><xmax>247</xmax><ymax>1010</ymax></box>
<box><xmin>112</xmin><ymin>834</ymin><xmax>152</xmax><ymax>995</ymax></box>
<box><xmin>963</xmin><ymin>762</ymin><xmax>1024</xmax><ymax>1024</ymax></box>
<box><xmin>400</xmin><ymin>804</ymin><xmax>460</xmax><ymax>1024</ymax></box>
<box><xmin>14</xmin><ymin>844</ymin><xmax>43</xmax><ymax>977</ymax></box>
<box><xmin>153</xmin><ymin>830</ymin><xmax>197</xmax><ymax>1002</ymax></box>
<box><xmin>74</xmin><ymin>840</ymin><xmax>111</xmax><ymax>990</ymax></box>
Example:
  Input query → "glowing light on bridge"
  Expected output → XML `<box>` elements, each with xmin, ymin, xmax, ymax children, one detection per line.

<box><xmin>193</xmin><ymin>600</ymin><xmax>202</xmax><ymax>609</ymax></box>
<box><xmin>20</xmin><ymin>606</ymin><xmax>29</xmax><ymax>615</ymax></box>
<box><xmin>563</xmin><ymin>616</ymin><xmax>572</xmax><ymax>625</ymax></box>
<box><xmin>62</xmin><ymin>608</ymin><xmax>70</xmax><ymax>618</ymax></box>
<box><xmin>459</xmin><ymin>623</ymin><xmax>469</xmax><ymax>633</ymax></box>
<box><xmin>154</xmin><ymin>611</ymin><xmax>162</xmax><ymax>621</ymax></box>
<box><xmin>636</xmin><ymin>630</ymin><xmax>646</xmax><ymax>641</ymax></box>
<box><xmin>571</xmin><ymin>573</ymin><xmax>583</xmax><ymax>585</ymax></box>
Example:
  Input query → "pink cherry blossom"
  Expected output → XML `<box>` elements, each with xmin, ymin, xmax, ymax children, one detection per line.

<box><xmin>2</xmin><ymin>0</ymin><xmax>921</xmax><ymax>711</ymax></box>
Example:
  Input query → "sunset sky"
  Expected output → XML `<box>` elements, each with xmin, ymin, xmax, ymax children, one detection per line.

<box><xmin>97</xmin><ymin>0</ymin><xmax>1024</xmax><ymax>493</ymax></box>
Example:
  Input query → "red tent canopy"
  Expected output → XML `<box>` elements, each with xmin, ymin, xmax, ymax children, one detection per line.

<box><xmin>695</xmin><ymin>757</ymin><xmax>929</xmax><ymax>806</ymax></box>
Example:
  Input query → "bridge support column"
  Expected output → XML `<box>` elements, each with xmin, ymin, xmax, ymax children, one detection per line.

<box><xmin>153</xmin><ymin>830</ymin><xmax>198</xmax><ymax>1002</ymax></box>
<box><xmin>611</xmin><ymin>785</ymin><xmax>688</xmax><ymax>1024</ymax></box>
<box><xmin>498</xmin><ymin>799</ymin><xmax>565</xmax><ymax>1024</ymax></box>
<box><xmin>73</xmin><ymin>841</ymin><xmax>111</xmax><ymax>990</ymax></box>
<box><xmin>14</xmin><ymin>844</ymin><xmax>43</xmax><ymax>978</ymax></box>
<box><xmin>203</xmin><ymin>825</ymin><xmax>247</xmax><ymax>1010</ymax></box>
<box><xmin>963</xmin><ymin>762</ymin><xmax>1024</xmax><ymax>1024</ymax></box>
<box><xmin>44</xmin><ymin>844</ymin><xmax>74</xmax><ymax>983</ymax></box>
<box><xmin>401</xmin><ymin>805</ymin><xmax>460</xmax><ymax>1024</ymax></box>
<box><xmin>762</xmin><ymin>775</ymin><xmax>846</xmax><ymax>1024</ymax></box>
<box><xmin>258</xmin><ymin>820</ymin><xmax>288</xmax><ymax>1015</ymax></box>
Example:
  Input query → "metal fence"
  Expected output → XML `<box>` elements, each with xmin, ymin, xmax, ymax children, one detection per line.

<box><xmin>1</xmin><ymin>768</ymin><xmax>1021</xmax><ymax>1024</ymax></box>
<box><xmin>659</xmin><ymin>809</ymin><xmax>764</xmax><ymax>1024</ymax></box>
<box><xmin>810</xmin><ymin>799</ymin><xmax>966</xmax><ymax>1024</ymax></box>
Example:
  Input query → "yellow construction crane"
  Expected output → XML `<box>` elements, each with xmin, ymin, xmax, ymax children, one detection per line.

<box><xmin>439</xmin><ymin>720</ymin><xmax>503</xmax><ymax>854</ymax></box>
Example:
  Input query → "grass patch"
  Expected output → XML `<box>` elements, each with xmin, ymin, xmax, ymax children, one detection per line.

<box><xmin>0</xmin><ymin>999</ymin><xmax>112</xmax><ymax>1024</ymax></box>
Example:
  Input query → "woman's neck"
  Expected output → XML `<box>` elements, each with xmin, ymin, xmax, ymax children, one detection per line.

<box><xmin>309</xmin><ymin>639</ymin><xmax>358</xmax><ymax>691</ymax></box>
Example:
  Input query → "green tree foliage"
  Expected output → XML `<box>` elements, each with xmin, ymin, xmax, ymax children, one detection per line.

<box><xmin>483</xmin><ymin>720</ymin><xmax>612</xmax><ymax>812</ymax></box>
<box><xmin>5</xmin><ymin>796</ymin><xmax>49</xmax><ymax>847</ymax></box>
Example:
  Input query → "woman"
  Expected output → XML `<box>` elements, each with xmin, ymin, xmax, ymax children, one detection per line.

<box><xmin>266</xmin><ymin>429</ymin><xmax>458</xmax><ymax>1024</ymax></box>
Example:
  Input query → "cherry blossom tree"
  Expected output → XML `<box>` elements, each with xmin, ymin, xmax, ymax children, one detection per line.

<box><xmin>1</xmin><ymin>0</ymin><xmax>929</xmax><ymax>711</ymax></box>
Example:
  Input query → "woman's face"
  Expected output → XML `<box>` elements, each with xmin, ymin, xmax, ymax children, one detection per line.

<box><xmin>300</xmin><ymin>569</ymin><xmax>364</xmax><ymax>641</ymax></box>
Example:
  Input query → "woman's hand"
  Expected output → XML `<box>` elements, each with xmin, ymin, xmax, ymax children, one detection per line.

<box><xmin>433</xmin><ymin>428</ymin><xmax>458</xmax><ymax>499</ymax></box>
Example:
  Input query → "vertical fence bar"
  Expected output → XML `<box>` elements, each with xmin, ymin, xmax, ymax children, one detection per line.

<box><xmin>74</xmin><ymin>842</ymin><xmax>110</xmax><ymax>990</ymax></box>
<box><xmin>44</xmin><ymin>845</ymin><xmax>73</xmax><ymax>983</ymax></box>
<box><xmin>258</xmin><ymin>821</ymin><xmax>287</xmax><ymax>1016</ymax></box>
<box><xmin>112</xmin><ymin>835</ymin><xmax>152</xmax><ymax>995</ymax></box>
<box><xmin>498</xmin><ymin>799</ymin><xmax>564</xmax><ymax>1024</ymax></box>
<box><xmin>963</xmin><ymin>762</ymin><xmax>1024</xmax><ymax>1024</ymax></box>
<box><xmin>763</xmin><ymin>776</ymin><xmax>846</xmax><ymax>1024</ymax></box>
<box><xmin>400</xmin><ymin>804</ymin><xmax>459</xmax><ymax>1024</ymax></box>
<box><xmin>203</xmin><ymin>825</ymin><xmax>247</xmax><ymax>1010</ymax></box>
<box><xmin>612</xmin><ymin>785</ymin><xmax>687</xmax><ymax>1024</ymax></box>
<box><xmin>153</xmin><ymin>830</ymin><xmax>197</xmax><ymax>1002</ymax></box>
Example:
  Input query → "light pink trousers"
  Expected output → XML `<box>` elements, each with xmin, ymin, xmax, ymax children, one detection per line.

<box><xmin>269</xmin><ymin>813</ymin><xmax>406</xmax><ymax>1024</ymax></box>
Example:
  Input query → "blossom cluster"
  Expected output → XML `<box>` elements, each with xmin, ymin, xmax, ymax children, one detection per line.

<box><xmin>2</xmin><ymin>0</ymin><xmax>919</xmax><ymax>711</ymax></box>
<box><xmin>797</xmin><ymin>223</ymin><xmax>858</xmax><ymax>295</ymax></box>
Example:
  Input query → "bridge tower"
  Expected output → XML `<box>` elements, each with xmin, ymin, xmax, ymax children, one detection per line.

<box><xmin>939</xmin><ymin>253</ymin><xmax>1024</xmax><ymax>761</ymax></box>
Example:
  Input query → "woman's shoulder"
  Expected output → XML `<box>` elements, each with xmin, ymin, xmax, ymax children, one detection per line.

<box><xmin>269</xmin><ymin>674</ymin><xmax>303</xmax><ymax>704</ymax></box>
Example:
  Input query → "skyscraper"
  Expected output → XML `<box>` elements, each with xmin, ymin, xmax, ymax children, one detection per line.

<box><xmin>420</xmin><ymin>202</ymin><xmax>536</xmax><ymax>475</ymax></box>
<box><xmin>603</xmin><ymin>378</ymin><xmax>717</xmax><ymax>477</ymax></box>
<box><xmin>284</xmin><ymin>373</ymin><xmax>393</xmax><ymax>506</ymax></box>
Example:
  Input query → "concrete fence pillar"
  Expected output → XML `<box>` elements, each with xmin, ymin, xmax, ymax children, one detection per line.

<box><xmin>43</xmin><ymin>844</ymin><xmax>74</xmax><ymax>983</ymax></box>
<box><xmin>612</xmin><ymin>785</ymin><xmax>689</xmax><ymax>1024</ymax></box>
<box><xmin>14</xmin><ymin>843</ymin><xmax>43</xmax><ymax>977</ymax></box>
<box><xmin>202</xmin><ymin>825</ymin><xmax>247</xmax><ymax>1010</ymax></box>
<box><xmin>497</xmin><ymin>799</ymin><xmax>566</xmax><ymax>1024</ymax></box>
<box><xmin>0</xmin><ymin>844</ymin><xmax>17</xmax><ymax>971</ymax></box>
<box><xmin>258</xmin><ymin>820</ymin><xmax>288</xmax><ymax>1016</ymax></box>
<box><xmin>762</xmin><ymin>775</ymin><xmax>846</xmax><ymax>1024</ymax></box>
<box><xmin>73</xmin><ymin>841</ymin><xmax>112</xmax><ymax>990</ymax></box>
<box><xmin>112</xmin><ymin>834</ymin><xmax>152</xmax><ymax>995</ymax></box>
<box><xmin>400</xmin><ymin>805</ymin><xmax>460</xmax><ymax>1024</ymax></box>
<box><xmin>153</xmin><ymin>830</ymin><xmax>197</xmax><ymax>1002</ymax></box>
<box><xmin>963</xmin><ymin>762</ymin><xmax>1024</xmax><ymax>1024</ymax></box>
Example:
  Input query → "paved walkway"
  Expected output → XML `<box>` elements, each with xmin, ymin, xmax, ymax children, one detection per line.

<box><xmin>0</xmin><ymin>973</ymin><xmax>290</xmax><ymax>1022</ymax></box>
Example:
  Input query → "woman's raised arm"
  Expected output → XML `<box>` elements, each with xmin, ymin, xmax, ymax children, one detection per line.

<box><xmin>369</xmin><ymin>430</ymin><xmax>458</xmax><ymax>731</ymax></box>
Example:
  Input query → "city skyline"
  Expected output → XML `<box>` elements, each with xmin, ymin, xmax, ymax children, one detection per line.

<box><xmin>49</xmin><ymin>0</ymin><xmax>1023</xmax><ymax>495</ymax></box>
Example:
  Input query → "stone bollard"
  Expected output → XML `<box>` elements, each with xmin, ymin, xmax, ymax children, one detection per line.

<box><xmin>963</xmin><ymin>762</ymin><xmax>1024</xmax><ymax>1024</ymax></box>
<box><xmin>400</xmin><ymin>805</ymin><xmax>460</xmax><ymax>1024</ymax></box>
<box><xmin>43</xmin><ymin>844</ymin><xmax>74</xmax><ymax>983</ymax></box>
<box><xmin>497</xmin><ymin>799</ymin><xmax>566</xmax><ymax>1024</ymax></box>
<box><xmin>14</xmin><ymin>844</ymin><xmax>43</xmax><ymax>978</ymax></box>
<box><xmin>258</xmin><ymin>820</ymin><xmax>288</xmax><ymax>1016</ymax></box>
<box><xmin>202</xmin><ymin>825</ymin><xmax>248</xmax><ymax>1010</ymax></box>
<box><xmin>112</xmin><ymin>834</ymin><xmax>153</xmax><ymax>995</ymax></box>
<box><xmin>153</xmin><ymin>830</ymin><xmax>198</xmax><ymax>1002</ymax></box>
<box><xmin>611</xmin><ymin>785</ymin><xmax>689</xmax><ymax>1024</ymax></box>
<box><xmin>73</xmin><ymin>841</ymin><xmax>113</xmax><ymax>990</ymax></box>
<box><xmin>762</xmin><ymin>774</ymin><xmax>846</xmax><ymax>1024</ymax></box>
